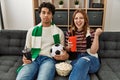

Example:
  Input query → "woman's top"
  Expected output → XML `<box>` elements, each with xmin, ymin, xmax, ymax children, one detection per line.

<box><xmin>65</xmin><ymin>29</ymin><xmax>95</xmax><ymax>53</ymax></box>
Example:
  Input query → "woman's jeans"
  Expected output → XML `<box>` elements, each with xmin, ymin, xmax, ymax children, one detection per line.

<box><xmin>16</xmin><ymin>55</ymin><xmax>56</xmax><ymax>80</ymax></box>
<box><xmin>69</xmin><ymin>52</ymin><xmax>100</xmax><ymax>80</ymax></box>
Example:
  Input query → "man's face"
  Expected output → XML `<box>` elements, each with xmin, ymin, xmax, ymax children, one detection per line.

<box><xmin>40</xmin><ymin>7</ymin><xmax>53</xmax><ymax>24</ymax></box>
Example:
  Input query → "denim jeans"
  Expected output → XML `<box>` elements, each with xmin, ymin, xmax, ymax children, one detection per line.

<box><xmin>16</xmin><ymin>55</ymin><xmax>56</xmax><ymax>80</ymax></box>
<box><xmin>69</xmin><ymin>52</ymin><xmax>100</xmax><ymax>80</ymax></box>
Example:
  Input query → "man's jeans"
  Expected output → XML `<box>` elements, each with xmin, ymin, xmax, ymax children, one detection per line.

<box><xmin>69</xmin><ymin>53</ymin><xmax>100</xmax><ymax>80</ymax></box>
<box><xmin>16</xmin><ymin>55</ymin><xmax>56</xmax><ymax>80</ymax></box>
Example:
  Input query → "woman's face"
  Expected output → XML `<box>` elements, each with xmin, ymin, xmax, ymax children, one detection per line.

<box><xmin>74</xmin><ymin>12</ymin><xmax>85</xmax><ymax>31</ymax></box>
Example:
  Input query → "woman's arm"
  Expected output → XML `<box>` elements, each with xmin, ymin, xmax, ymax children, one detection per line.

<box><xmin>90</xmin><ymin>28</ymin><xmax>102</xmax><ymax>54</ymax></box>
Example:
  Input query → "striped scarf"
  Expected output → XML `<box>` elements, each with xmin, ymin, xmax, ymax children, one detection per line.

<box><xmin>31</xmin><ymin>22</ymin><xmax>60</xmax><ymax>60</ymax></box>
<box><xmin>17</xmin><ymin>22</ymin><xmax>60</xmax><ymax>73</ymax></box>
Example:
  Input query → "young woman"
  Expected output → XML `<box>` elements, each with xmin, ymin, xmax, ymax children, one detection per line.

<box><xmin>65</xmin><ymin>9</ymin><xmax>102</xmax><ymax>80</ymax></box>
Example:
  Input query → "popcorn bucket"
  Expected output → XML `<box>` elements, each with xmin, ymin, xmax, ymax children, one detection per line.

<box><xmin>55</xmin><ymin>62</ymin><xmax>72</xmax><ymax>76</ymax></box>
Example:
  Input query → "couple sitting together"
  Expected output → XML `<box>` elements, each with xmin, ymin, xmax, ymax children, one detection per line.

<box><xmin>16</xmin><ymin>2</ymin><xmax>102</xmax><ymax>80</ymax></box>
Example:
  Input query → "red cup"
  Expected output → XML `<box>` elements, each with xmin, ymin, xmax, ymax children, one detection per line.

<box><xmin>68</xmin><ymin>36</ymin><xmax>77</xmax><ymax>52</ymax></box>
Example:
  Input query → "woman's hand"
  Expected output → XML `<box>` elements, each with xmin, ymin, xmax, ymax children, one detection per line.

<box><xmin>53</xmin><ymin>50</ymin><xmax>69</xmax><ymax>60</ymax></box>
<box><xmin>66</xmin><ymin>42</ymin><xmax>72</xmax><ymax>51</ymax></box>
<box><xmin>95</xmin><ymin>28</ymin><xmax>103</xmax><ymax>37</ymax></box>
<box><xmin>22</xmin><ymin>56</ymin><xmax>32</xmax><ymax>64</ymax></box>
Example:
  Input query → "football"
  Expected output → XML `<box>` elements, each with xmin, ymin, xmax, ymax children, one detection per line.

<box><xmin>50</xmin><ymin>44</ymin><xmax>65</xmax><ymax>57</ymax></box>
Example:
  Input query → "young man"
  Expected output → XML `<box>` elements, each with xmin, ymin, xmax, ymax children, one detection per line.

<box><xmin>16</xmin><ymin>2</ymin><xmax>69</xmax><ymax>80</ymax></box>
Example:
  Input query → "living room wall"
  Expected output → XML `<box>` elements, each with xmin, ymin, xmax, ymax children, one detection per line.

<box><xmin>1</xmin><ymin>0</ymin><xmax>34</xmax><ymax>30</ymax></box>
<box><xmin>104</xmin><ymin>0</ymin><xmax>120</xmax><ymax>31</ymax></box>
<box><xmin>1</xmin><ymin>0</ymin><xmax>120</xmax><ymax>31</ymax></box>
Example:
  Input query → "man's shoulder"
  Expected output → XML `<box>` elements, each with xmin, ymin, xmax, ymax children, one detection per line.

<box><xmin>56</xmin><ymin>27</ymin><xmax>64</xmax><ymax>33</ymax></box>
<box><xmin>28</xmin><ymin>27</ymin><xmax>34</xmax><ymax>31</ymax></box>
<box><xmin>28</xmin><ymin>25</ymin><xmax>40</xmax><ymax>31</ymax></box>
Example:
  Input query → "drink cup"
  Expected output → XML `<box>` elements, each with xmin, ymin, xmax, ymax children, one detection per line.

<box><xmin>22</xmin><ymin>48</ymin><xmax>32</xmax><ymax>61</ymax></box>
<box><xmin>68</xmin><ymin>36</ymin><xmax>76</xmax><ymax>52</ymax></box>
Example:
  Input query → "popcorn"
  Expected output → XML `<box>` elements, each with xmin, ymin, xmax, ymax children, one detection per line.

<box><xmin>55</xmin><ymin>62</ymin><xmax>72</xmax><ymax>76</ymax></box>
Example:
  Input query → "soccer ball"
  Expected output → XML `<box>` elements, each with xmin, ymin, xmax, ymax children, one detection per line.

<box><xmin>50</xmin><ymin>44</ymin><xmax>65</xmax><ymax>57</ymax></box>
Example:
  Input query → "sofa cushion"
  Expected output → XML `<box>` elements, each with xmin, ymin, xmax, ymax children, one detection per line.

<box><xmin>0</xmin><ymin>55</ymin><xmax>22</xmax><ymax>80</ymax></box>
<box><xmin>0</xmin><ymin>30</ymin><xmax>27</xmax><ymax>55</ymax></box>
<box><xmin>97</xmin><ymin>58</ymin><xmax>120</xmax><ymax>80</ymax></box>
<box><xmin>55</xmin><ymin>75</ymin><xmax>68</xmax><ymax>80</ymax></box>
<box><xmin>98</xmin><ymin>32</ymin><xmax>120</xmax><ymax>58</ymax></box>
<box><xmin>54</xmin><ymin>73</ymin><xmax>99</xmax><ymax>80</ymax></box>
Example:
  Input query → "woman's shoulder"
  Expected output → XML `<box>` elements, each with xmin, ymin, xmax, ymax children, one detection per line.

<box><xmin>86</xmin><ymin>28</ymin><xmax>95</xmax><ymax>37</ymax></box>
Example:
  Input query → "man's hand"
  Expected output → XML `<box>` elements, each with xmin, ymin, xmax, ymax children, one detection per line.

<box><xmin>22</xmin><ymin>56</ymin><xmax>32</xmax><ymax>64</ymax></box>
<box><xmin>53</xmin><ymin>50</ymin><xmax>69</xmax><ymax>60</ymax></box>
